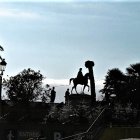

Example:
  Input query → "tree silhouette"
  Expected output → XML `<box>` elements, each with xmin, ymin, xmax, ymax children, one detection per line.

<box><xmin>0</xmin><ymin>45</ymin><xmax>4</xmax><ymax>61</ymax></box>
<box><xmin>126</xmin><ymin>63</ymin><xmax>140</xmax><ymax>108</ymax></box>
<box><xmin>100</xmin><ymin>68</ymin><xmax>128</xmax><ymax>104</ymax></box>
<box><xmin>0</xmin><ymin>45</ymin><xmax>4</xmax><ymax>51</ymax></box>
<box><xmin>3</xmin><ymin>68</ymin><xmax>49</xmax><ymax>104</ymax></box>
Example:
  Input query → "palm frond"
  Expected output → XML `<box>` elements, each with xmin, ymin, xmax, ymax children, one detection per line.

<box><xmin>0</xmin><ymin>45</ymin><xmax>4</xmax><ymax>51</ymax></box>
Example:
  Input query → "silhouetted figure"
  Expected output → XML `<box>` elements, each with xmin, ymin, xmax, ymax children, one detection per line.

<box><xmin>7</xmin><ymin>130</ymin><xmax>14</xmax><ymax>140</ymax></box>
<box><xmin>50</xmin><ymin>87</ymin><xmax>56</xmax><ymax>103</ymax></box>
<box><xmin>65</xmin><ymin>88</ymin><xmax>70</xmax><ymax>103</ymax></box>
<box><xmin>77</xmin><ymin>68</ymin><xmax>83</xmax><ymax>81</ymax></box>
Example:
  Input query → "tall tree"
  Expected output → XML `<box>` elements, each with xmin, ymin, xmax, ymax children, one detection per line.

<box><xmin>3</xmin><ymin>68</ymin><xmax>49</xmax><ymax>104</ymax></box>
<box><xmin>100</xmin><ymin>68</ymin><xmax>128</xmax><ymax>104</ymax></box>
<box><xmin>126</xmin><ymin>63</ymin><xmax>140</xmax><ymax>107</ymax></box>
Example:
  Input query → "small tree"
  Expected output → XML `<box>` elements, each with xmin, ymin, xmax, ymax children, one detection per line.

<box><xmin>3</xmin><ymin>68</ymin><xmax>49</xmax><ymax>104</ymax></box>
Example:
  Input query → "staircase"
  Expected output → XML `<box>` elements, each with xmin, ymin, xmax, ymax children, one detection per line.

<box><xmin>59</xmin><ymin>107</ymin><xmax>107</xmax><ymax>140</ymax></box>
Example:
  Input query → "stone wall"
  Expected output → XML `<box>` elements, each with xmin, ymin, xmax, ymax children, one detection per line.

<box><xmin>0</xmin><ymin>122</ymin><xmax>88</xmax><ymax>140</ymax></box>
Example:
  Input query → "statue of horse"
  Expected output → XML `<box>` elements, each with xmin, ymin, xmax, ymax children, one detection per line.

<box><xmin>69</xmin><ymin>73</ymin><xmax>90</xmax><ymax>94</ymax></box>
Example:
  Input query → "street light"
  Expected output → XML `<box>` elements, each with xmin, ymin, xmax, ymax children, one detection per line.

<box><xmin>0</xmin><ymin>58</ymin><xmax>7</xmax><ymax>101</ymax></box>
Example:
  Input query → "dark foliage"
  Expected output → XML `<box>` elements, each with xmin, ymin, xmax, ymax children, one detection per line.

<box><xmin>126</xmin><ymin>63</ymin><xmax>140</xmax><ymax>107</ymax></box>
<box><xmin>3</xmin><ymin>68</ymin><xmax>49</xmax><ymax>104</ymax></box>
<box><xmin>100</xmin><ymin>68</ymin><xmax>127</xmax><ymax>104</ymax></box>
<box><xmin>101</xmin><ymin>63</ymin><xmax>140</xmax><ymax>108</ymax></box>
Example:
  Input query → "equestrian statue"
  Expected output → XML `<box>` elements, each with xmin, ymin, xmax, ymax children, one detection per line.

<box><xmin>69</xmin><ymin>68</ymin><xmax>90</xmax><ymax>94</ymax></box>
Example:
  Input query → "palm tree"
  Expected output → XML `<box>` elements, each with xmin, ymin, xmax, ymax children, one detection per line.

<box><xmin>100</xmin><ymin>68</ymin><xmax>128</xmax><ymax>104</ymax></box>
<box><xmin>126</xmin><ymin>63</ymin><xmax>140</xmax><ymax>77</ymax></box>
<box><xmin>0</xmin><ymin>45</ymin><xmax>4</xmax><ymax>51</ymax></box>
<box><xmin>126</xmin><ymin>63</ymin><xmax>140</xmax><ymax>108</ymax></box>
<box><xmin>0</xmin><ymin>45</ymin><xmax>4</xmax><ymax>60</ymax></box>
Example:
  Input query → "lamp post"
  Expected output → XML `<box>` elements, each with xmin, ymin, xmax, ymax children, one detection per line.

<box><xmin>0</xmin><ymin>59</ymin><xmax>7</xmax><ymax>102</ymax></box>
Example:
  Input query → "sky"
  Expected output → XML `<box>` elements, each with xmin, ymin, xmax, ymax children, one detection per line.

<box><xmin>0</xmin><ymin>0</ymin><xmax>140</xmax><ymax>102</ymax></box>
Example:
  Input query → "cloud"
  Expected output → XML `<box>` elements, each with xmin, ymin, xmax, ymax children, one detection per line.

<box><xmin>44</xmin><ymin>78</ymin><xmax>104</xmax><ymax>89</ymax></box>
<box><xmin>0</xmin><ymin>0</ymin><xmax>138</xmax><ymax>2</ymax></box>
<box><xmin>3</xmin><ymin>0</ymin><xmax>71</xmax><ymax>1</ymax></box>
<box><xmin>0</xmin><ymin>8</ymin><xmax>41</xmax><ymax>19</ymax></box>
<box><xmin>95</xmin><ymin>79</ymin><xmax>104</xmax><ymax>89</ymax></box>
<box><xmin>43</xmin><ymin>78</ymin><xmax>104</xmax><ymax>101</ymax></box>
<box><xmin>43</xmin><ymin>78</ymin><xmax>69</xmax><ymax>86</ymax></box>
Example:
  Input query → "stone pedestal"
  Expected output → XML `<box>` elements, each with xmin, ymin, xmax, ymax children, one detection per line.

<box><xmin>66</xmin><ymin>94</ymin><xmax>92</xmax><ymax>106</ymax></box>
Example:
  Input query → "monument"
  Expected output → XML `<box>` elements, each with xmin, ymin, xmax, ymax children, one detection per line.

<box><xmin>67</xmin><ymin>60</ymin><xmax>96</xmax><ymax>105</ymax></box>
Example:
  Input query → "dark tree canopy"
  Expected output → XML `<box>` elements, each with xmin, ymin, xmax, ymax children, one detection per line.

<box><xmin>100</xmin><ymin>68</ymin><xmax>128</xmax><ymax>104</ymax></box>
<box><xmin>126</xmin><ymin>63</ymin><xmax>140</xmax><ymax>77</ymax></box>
<box><xmin>101</xmin><ymin>63</ymin><xmax>140</xmax><ymax>107</ymax></box>
<box><xmin>3</xmin><ymin>68</ymin><xmax>49</xmax><ymax>104</ymax></box>
<box><xmin>126</xmin><ymin>63</ymin><xmax>140</xmax><ymax>107</ymax></box>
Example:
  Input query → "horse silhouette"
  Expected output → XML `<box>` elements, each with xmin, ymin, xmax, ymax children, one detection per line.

<box><xmin>69</xmin><ymin>73</ymin><xmax>90</xmax><ymax>94</ymax></box>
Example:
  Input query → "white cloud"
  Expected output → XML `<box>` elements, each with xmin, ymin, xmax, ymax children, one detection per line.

<box><xmin>44</xmin><ymin>78</ymin><xmax>104</xmax><ymax>89</ymax></box>
<box><xmin>0</xmin><ymin>8</ymin><xmax>41</xmax><ymax>19</ymax></box>
<box><xmin>44</xmin><ymin>78</ymin><xmax>104</xmax><ymax>87</ymax></box>
<box><xmin>95</xmin><ymin>79</ymin><xmax>104</xmax><ymax>89</ymax></box>
<box><xmin>0</xmin><ymin>0</ymin><xmax>74</xmax><ymax>2</ymax></box>
<box><xmin>44</xmin><ymin>79</ymin><xmax>104</xmax><ymax>102</ymax></box>
<box><xmin>0</xmin><ymin>0</ymin><xmax>138</xmax><ymax>1</ymax></box>
<box><xmin>43</xmin><ymin>78</ymin><xmax>69</xmax><ymax>86</ymax></box>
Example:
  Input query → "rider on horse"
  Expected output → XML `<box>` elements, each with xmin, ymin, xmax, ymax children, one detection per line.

<box><xmin>70</xmin><ymin>68</ymin><xmax>89</xmax><ymax>93</ymax></box>
<box><xmin>77</xmin><ymin>68</ymin><xmax>84</xmax><ymax>82</ymax></box>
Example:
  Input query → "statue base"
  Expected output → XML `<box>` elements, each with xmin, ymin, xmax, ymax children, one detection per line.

<box><xmin>66</xmin><ymin>94</ymin><xmax>92</xmax><ymax>106</ymax></box>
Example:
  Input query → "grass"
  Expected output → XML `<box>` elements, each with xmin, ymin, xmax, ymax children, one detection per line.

<box><xmin>99</xmin><ymin>127</ymin><xmax>140</xmax><ymax>140</ymax></box>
